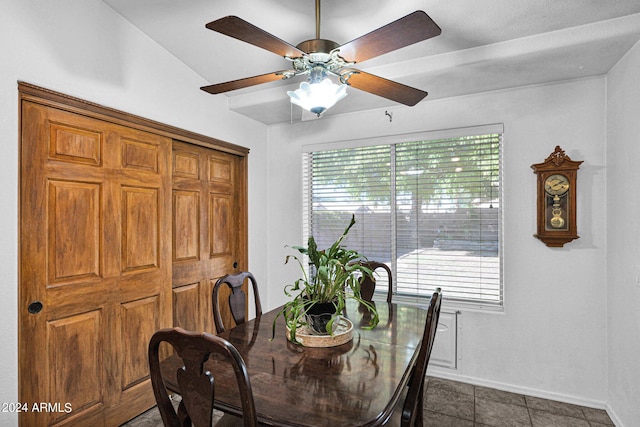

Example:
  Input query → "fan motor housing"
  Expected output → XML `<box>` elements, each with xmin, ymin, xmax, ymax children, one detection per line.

<box><xmin>296</xmin><ymin>39</ymin><xmax>339</xmax><ymax>55</ymax></box>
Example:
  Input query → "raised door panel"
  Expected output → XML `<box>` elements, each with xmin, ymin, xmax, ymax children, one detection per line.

<box><xmin>47</xmin><ymin>180</ymin><xmax>101</xmax><ymax>285</ymax></box>
<box><xmin>173</xmin><ymin>150</ymin><xmax>199</xmax><ymax>179</ymax></box>
<box><xmin>173</xmin><ymin>190</ymin><xmax>200</xmax><ymax>263</ymax></box>
<box><xmin>172</xmin><ymin>283</ymin><xmax>202</xmax><ymax>332</ymax></box>
<box><xmin>209</xmin><ymin>156</ymin><xmax>231</xmax><ymax>182</ymax></box>
<box><xmin>119</xmin><ymin>296</ymin><xmax>161</xmax><ymax>391</ymax></box>
<box><xmin>209</xmin><ymin>193</ymin><xmax>232</xmax><ymax>257</ymax></box>
<box><xmin>202</xmin><ymin>277</ymin><xmax>221</xmax><ymax>334</ymax></box>
<box><xmin>121</xmin><ymin>186</ymin><xmax>160</xmax><ymax>272</ymax></box>
<box><xmin>48</xmin><ymin>122</ymin><xmax>102</xmax><ymax>166</ymax></box>
<box><xmin>208</xmin><ymin>153</ymin><xmax>234</xmax><ymax>193</ymax></box>
<box><xmin>122</xmin><ymin>138</ymin><xmax>159</xmax><ymax>173</ymax></box>
<box><xmin>47</xmin><ymin>310</ymin><xmax>104</xmax><ymax>426</ymax></box>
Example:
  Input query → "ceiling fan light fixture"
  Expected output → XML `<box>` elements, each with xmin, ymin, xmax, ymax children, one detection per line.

<box><xmin>287</xmin><ymin>78</ymin><xmax>347</xmax><ymax>117</ymax></box>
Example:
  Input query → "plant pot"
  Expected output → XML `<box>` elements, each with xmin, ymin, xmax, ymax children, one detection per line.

<box><xmin>305</xmin><ymin>301</ymin><xmax>337</xmax><ymax>335</ymax></box>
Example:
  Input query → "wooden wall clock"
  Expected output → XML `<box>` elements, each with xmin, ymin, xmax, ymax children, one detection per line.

<box><xmin>531</xmin><ymin>146</ymin><xmax>583</xmax><ymax>247</ymax></box>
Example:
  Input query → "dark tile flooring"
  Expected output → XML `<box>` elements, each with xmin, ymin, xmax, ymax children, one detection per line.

<box><xmin>122</xmin><ymin>376</ymin><xmax>615</xmax><ymax>427</ymax></box>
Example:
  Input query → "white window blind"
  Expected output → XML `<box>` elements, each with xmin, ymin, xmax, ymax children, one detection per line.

<box><xmin>303</xmin><ymin>131</ymin><xmax>502</xmax><ymax>307</ymax></box>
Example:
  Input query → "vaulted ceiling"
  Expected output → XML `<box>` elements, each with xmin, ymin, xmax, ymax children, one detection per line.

<box><xmin>102</xmin><ymin>0</ymin><xmax>640</xmax><ymax>125</ymax></box>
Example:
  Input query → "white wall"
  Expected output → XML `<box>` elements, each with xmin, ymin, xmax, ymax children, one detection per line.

<box><xmin>606</xmin><ymin>40</ymin><xmax>640</xmax><ymax>427</ymax></box>
<box><xmin>3</xmin><ymin>0</ymin><xmax>635</xmax><ymax>424</ymax></box>
<box><xmin>267</xmin><ymin>78</ymin><xmax>608</xmax><ymax>407</ymax></box>
<box><xmin>0</xmin><ymin>1</ymin><xmax>268</xmax><ymax>424</ymax></box>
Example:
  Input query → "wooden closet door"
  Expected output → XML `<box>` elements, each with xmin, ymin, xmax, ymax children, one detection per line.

<box><xmin>19</xmin><ymin>102</ymin><xmax>172</xmax><ymax>426</ymax></box>
<box><xmin>172</xmin><ymin>141</ymin><xmax>245</xmax><ymax>334</ymax></box>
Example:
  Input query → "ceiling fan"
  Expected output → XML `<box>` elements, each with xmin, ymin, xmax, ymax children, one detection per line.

<box><xmin>201</xmin><ymin>0</ymin><xmax>441</xmax><ymax>116</ymax></box>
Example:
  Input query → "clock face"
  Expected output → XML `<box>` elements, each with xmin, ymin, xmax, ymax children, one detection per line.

<box><xmin>544</xmin><ymin>174</ymin><xmax>570</xmax><ymax>196</ymax></box>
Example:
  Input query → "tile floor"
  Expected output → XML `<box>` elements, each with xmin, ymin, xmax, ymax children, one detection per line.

<box><xmin>122</xmin><ymin>376</ymin><xmax>615</xmax><ymax>426</ymax></box>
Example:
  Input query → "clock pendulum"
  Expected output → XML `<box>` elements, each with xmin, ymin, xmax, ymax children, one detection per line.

<box><xmin>549</xmin><ymin>195</ymin><xmax>565</xmax><ymax>229</ymax></box>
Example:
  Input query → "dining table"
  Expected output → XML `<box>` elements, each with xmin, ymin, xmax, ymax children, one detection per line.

<box><xmin>160</xmin><ymin>299</ymin><xmax>428</xmax><ymax>427</ymax></box>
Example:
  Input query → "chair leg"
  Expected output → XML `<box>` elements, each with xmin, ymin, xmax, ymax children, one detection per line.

<box><xmin>177</xmin><ymin>400</ymin><xmax>190</xmax><ymax>426</ymax></box>
<box><xmin>415</xmin><ymin>382</ymin><xmax>425</xmax><ymax>426</ymax></box>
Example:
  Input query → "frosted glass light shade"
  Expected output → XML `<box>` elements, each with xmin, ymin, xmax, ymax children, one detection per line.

<box><xmin>287</xmin><ymin>78</ymin><xmax>348</xmax><ymax>116</ymax></box>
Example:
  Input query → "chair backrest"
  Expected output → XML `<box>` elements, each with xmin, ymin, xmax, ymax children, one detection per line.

<box><xmin>212</xmin><ymin>271</ymin><xmax>263</xmax><ymax>333</ymax></box>
<box><xmin>358</xmin><ymin>261</ymin><xmax>393</xmax><ymax>303</ymax></box>
<box><xmin>148</xmin><ymin>327</ymin><xmax>258</xmax><ymax>427</ymax></box>
<box><xmin>400</xmin><ymin>288</ymin><xmax>442</xmax><ymax>426</ymax></box>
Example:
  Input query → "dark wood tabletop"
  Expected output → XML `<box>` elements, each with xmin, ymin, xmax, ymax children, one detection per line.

<box><xmin>161</xmin><ymin>300</ymin><xmax>428</xmax><ymax>427</ymax></box>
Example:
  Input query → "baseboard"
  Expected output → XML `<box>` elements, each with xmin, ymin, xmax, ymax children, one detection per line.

<box><xmin>426</xmin><ymin>368</ymin><xmax>629</xmax><ymax>426</ymax></box>
<box><xmin>605</xmin><ymin>403</ymin><xmax>625</xmax><ymax>427</ymax></box>
<box><xmin>426</xmin><ymin>367</ymin><xmax>607</xmax><ymax>410</ymax></box>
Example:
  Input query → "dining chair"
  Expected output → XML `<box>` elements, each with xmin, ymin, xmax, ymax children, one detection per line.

<box><xmin>148</xmin><ymin>327</ymin><xmax>258</xmax><ymax>427</ymax></box>
<box><xmin>387</xmin><ymin>288</ymin><xmax>442</xmax><ymax>427</ymax></box>
<box><xmin>212</xmin><ymin>271</ymin><xmax>263</xmax><ymax>334</ymax></box>
<box><xmin>358</xmin><ymin>261</ymin><xmax>393</xmax><ymax>303</ymax></box>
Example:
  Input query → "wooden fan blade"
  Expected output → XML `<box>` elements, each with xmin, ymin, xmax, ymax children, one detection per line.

<box><xmin>206</xmin><ymin>16</ymin><xmax>305</xmax><ymax>58</ymax></box>
<box><xmin>200</xmin><ymin>71</ymin><xmax>295</xmax><ymax>94</ymax></box>
<box><xmin>344</xmin><ymin>70</ymin><xmax>428</xmax><ymax>106</ymax></box>
<box><xmin>337</xmin><ymin>11</ymin><xmax>441</xmax><ymax>64</ymax></box>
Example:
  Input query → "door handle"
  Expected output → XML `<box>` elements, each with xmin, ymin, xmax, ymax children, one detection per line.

<box><xmin>28</xmin><ymin>301</ymin><xmax>43</xmax><ymax>314</ymax></box>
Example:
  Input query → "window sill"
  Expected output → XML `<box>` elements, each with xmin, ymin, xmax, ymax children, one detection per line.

<box><xmin>377</xmin><ymin>293</ymin><xmax>505</xmax><ymax>314</ymax></box>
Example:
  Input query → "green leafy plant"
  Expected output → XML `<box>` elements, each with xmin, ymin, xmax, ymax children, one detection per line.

<box><xmin>272</xmin><ymin>215</ymin><xmax>380</xmax><ymax>344</ymax></box>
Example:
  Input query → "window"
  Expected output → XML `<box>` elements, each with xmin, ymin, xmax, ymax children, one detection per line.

<box><xmin>303</xmin><ymin>126</ymin><xmax>502</xmax><ymax>308</ymax></box>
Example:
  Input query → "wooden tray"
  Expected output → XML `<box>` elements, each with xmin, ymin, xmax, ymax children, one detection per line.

<box><xmin>286</xmin><ymin>317</ymin><xmax>354</xmax><ymax>347</ymax></box>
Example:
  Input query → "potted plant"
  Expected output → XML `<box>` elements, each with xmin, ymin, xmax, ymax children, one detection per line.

<box><xmin>272</xmin><ymin>215</ymin><xmax>380</xmax><ymax>344</ymax></box>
